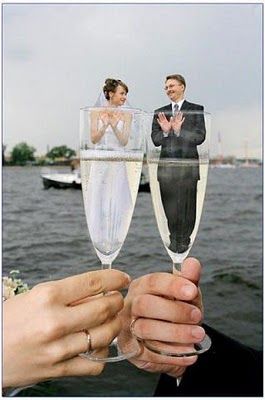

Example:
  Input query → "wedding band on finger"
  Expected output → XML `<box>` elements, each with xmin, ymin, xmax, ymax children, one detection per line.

<box><xmin>79</xmin><ymin>330</ymin><xmax>94</xmax><ymax>360</ymax></box>
<box><xmin>130</xmin><ymin>317</ymin><xmax>138</xmax><ymax>336</ymax></box>
<box><xmin>83</xmin><ymin>329</ymin><xmax>92</xmax><ymax>353</ymax></box>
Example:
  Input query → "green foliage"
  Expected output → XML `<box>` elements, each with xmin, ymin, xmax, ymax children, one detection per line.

<box><xmin>46</xmin><ymin>145</ymin><xmax>76</xmax><ymax>160</ymax></box>
<box><xmin>11</xmin><ymin>142</ymin><xmax>36</xmax><ymax>165</ymax></box>
<box><xmin>2</xmin><ymin>144</ymin><xmax>7</xmax><ymax>165</ymax></box>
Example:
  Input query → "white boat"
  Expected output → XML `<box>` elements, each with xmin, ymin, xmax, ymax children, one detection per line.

<box><xmin>41</xmin><ymin>171</ymin><xmax>81</xmax><ymax>189</ymax></box>
<box><xmin>211</xmin><ymin>163</ymin><xmax>236</xmax><ymax>169</ymax></box>
<box><xmin>41</xmin><ymin>170</ymin><xmax>150</xmax><ymax>192</ymax></box>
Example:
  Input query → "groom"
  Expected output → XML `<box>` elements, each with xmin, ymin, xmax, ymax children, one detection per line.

<box><xmin>151</xmin><ymin>74</ymin><xmax>206</xmax><ymax>253</ymax></box>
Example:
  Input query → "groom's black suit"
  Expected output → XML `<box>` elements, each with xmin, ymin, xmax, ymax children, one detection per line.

<box><xmin>151</xmin><ymin>100</ymin><xmax>206</xmax><ymax>252</ymax></box>
<box><xmin>154</xmin><ymin>324</ymin><xmax>263</xmax><ymax>397</ymax></box>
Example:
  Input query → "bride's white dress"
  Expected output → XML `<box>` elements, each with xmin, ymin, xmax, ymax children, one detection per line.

<box><xmin>87</xmin><ymin>121</ymin><xmax>132</xmax><ymax>256</ymax></box>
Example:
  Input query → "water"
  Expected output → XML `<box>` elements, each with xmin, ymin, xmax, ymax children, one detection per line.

<box><xmin>3</xmin><ymin>166</ymin><xmax>262</xmax><ymax>396</ymax></box>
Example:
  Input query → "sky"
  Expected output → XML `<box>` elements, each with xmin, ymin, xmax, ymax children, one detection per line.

<box><xmin>3</xmin><ymin>2</ymin><xmax>263</xmax><ymax>158</ymax></box>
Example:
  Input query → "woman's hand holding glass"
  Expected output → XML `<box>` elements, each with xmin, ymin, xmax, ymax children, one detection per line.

<box><xmin>3</xmin><ymin>269</ymin><xmax>130</xmax><ymax>388</ymax></box>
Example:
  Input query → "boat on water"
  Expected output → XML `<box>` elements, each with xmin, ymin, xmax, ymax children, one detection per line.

<box><xmin>41</xmin><ymin>172</ymin><xmax>82</xmax><ymax>190</ymax></box>
<box><xmin>210</xmin><ymin>163</ymin><xmax>236</xmax><ymax>169</ymax></box>
<box><xmin>41</xmin><ymin>171</ymin><xmax>150</xmax><ymax>192</ymax></box>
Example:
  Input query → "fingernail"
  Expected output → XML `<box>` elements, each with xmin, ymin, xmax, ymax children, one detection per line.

<box><xmin>125</xmin><ymin>273</ymin><xmax>131</xmax><ymax>283</ymax></box>
<box><xmin>181</xmin><ymin>285</ymin><xmax>195</xmax><ymax>298</ymax></box>
<box><xmin>191</xmin><ymin>326</ymin><xmax>205</xmax><ymax>340</ymax></box>
<box><xmin>191</xmin><ymin>308</ymin><xmax>201</xmax><ymax>323</ymax></box>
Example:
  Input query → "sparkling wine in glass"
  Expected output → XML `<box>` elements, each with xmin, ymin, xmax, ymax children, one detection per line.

<box><xmin>146</xmin><ymin>109</ymin><xmax>212</xmax><ymax>357</ymax></box>
<box><xmin>80</xmin><ymin>106</ymin><xmax>145</xmax><ymax>362</ymax></box>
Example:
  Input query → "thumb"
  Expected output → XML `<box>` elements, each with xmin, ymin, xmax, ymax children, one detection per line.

<box><xmin>181</xmin><ymin>258</ymin><xmax>203</xmax><ymax>314</ymax></box>
<box><xmin>181</xmin><ymin>257</ymin><xmax>202</xmax><ymax>286</ymax></box>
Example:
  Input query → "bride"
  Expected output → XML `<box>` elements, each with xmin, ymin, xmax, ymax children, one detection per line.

<box><xmin>86</xmin><ymin>79</ymin><xmax>133</xmax><ymax>258</ymax></box>
<box><xmin>91</xmin><ymin>78</ymin><xmax>132</xmax><ymax>147</ymax></box>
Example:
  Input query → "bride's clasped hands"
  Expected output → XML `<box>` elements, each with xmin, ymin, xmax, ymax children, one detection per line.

<box><xmin>99</xmin><ymin>110</ymin><xmax>123</xmax><ymax>130</ymax></box>
<box><xmin>3</xmin><ymin>269</ymin><xmax>130</xmax><ymax>388</ymax></box>
<box><xmin>109</xmin><ymin>111</ymin><xmax>123</xmax><ymax>128</ymax></box>
<box><xmin>99</xmin><ymin>111</ymin><xmax>111</xmax><ymax>128</ymax></box>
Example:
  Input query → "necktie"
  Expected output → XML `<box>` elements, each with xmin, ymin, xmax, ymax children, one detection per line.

<box><xmin>173</xmin><ymin>103</ymin><xmax>179</xmax><ymax>115</ymax></box>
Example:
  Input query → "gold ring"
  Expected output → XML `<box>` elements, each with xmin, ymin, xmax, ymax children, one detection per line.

<box><xmin>83</xmin><ymin>329</ymin><xmax>92</xmax><ymax>353</ymax></box>
<box><xmin>130</xmin><ymin>317</ymin><xmax>138</xmax><ymax>336</ymax></box>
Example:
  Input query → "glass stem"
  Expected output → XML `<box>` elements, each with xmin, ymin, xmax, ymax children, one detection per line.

<box><xmin>101</xmin><ymin>263</ymin><xmax>112</xmax><ymax>296</ymax></box>
<box><xmin>172</xmin><ymin>262</ymin><xmax>182</xmax><ymax>275</ymax></box>
<box><xmin>101</xmin><ymin>263</ymin><xmax>112</xmax><ymax>270</ymax></box>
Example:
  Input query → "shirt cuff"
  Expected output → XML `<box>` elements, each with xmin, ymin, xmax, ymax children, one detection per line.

<box><xmin>176</xmin><ymin>376</ymin><xmax>183</xmax><ymax>387</ymax></box>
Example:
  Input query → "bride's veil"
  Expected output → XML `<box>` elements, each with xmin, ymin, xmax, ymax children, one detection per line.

<box><xmin>94</xmin><ymin>91</ymin><xmax>108</xmax><ymax>107</ymax></box>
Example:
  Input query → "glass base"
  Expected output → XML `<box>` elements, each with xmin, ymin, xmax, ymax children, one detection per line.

<box><xmin>79</xmin><ymin>337</ymin><xmax>141</xmax><ymax>363</ymax></box>
<box><xmin>142</xmin><ymin>334</ymin><xmax>211</xmax><ymax>357</ymax></box>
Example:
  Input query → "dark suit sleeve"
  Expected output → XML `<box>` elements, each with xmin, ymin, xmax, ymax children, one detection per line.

<box><xmin>180</xmin><ymin>105</ymin><xmax>206</xmax><ymax>146</ymax></box>
<box><xmin>154</xmin><ymin>324</ymin><xmax>263</xmax><ymax>397</ymax></box>
<box><xmin>151</xmin><ymin>110</ymin><xmax>165</xmax><ymax>147</ymax></box>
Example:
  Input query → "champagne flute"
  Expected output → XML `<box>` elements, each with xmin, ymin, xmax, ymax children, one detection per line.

<box><xmin>80</xmin><ymin>106</ymin><xmax>145</xmax><ymax>362</ymax></box>
<box><xmin>145</xmin><ymin>110</ymin><xmax>212</xmax><ymax>357</ymax></box>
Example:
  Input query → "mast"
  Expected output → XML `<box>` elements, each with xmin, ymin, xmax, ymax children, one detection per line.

<box><xmin>244</xmin><ymin>139</ymin><xmax>249</xmax><ymax>166</ymax></box>
<box><xmin>217</xmin><ymin>131</ymin><xmax>223</xmax><ymax>164</ymax></box>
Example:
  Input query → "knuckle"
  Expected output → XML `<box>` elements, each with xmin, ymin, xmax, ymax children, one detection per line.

<box><xmin>147</xmin><ymin>274</ymin><xmax>159</xmax><ymax>290</ymax></box>
<box><xmin>168</xmin><ymin>277</ymin><xmax>180</xmax><ymax>296</ymax></box>
<box><xmin>98</xmin><ymin>319</ymin><xmax>122</xmax><ymax>347</ymax></box>
<box><xmin>128</xmin><ymin>277</ymin><xmax>139</xmax><ymax>292</ymax></box>
<box><xmin>132</xmin><ymin>294</ymin><xmax>147</xmax><ymax>315</ymax></box>
<box><xmin>110</xmin><ymin>317</ymin><xmax>122</xmax><ymax>339</ymax></box>
<box><xmin>89</xmin><ymin>362</ymin><xmax>105</xmax><ymax>376</ymax></box>
<box><xmin>172</xmin><ymin>308</ymin><xmax>181</xmax><ymax>324</ymax></box>
<box><xmin>46</xmin><ymin>342</ymin><xmax>66</xmax><ymax>363</ymax></box>
<box><xmin>41</xmin><ymin>315</ymin><xmax>65</xmax><ymax>341</ymax></box>
<box><xmin>175</xmin><ymin>303</ymin><xmax>192</xmax><ymax>323</ymax></box>
<box><xmin>136</xmin><ymin>319</ymin><xmax>149</xmax><ymax>338</ymax></box>
<box><xmin>32</xmin><ymin>282</ymin><xmax>59</xmax><ymax>305</ymax></box>
<box><xmin>85</xmin><ymin>274</ymin><xmax>103</xmax><ymax>293</ymax></box>
<box><xmin>136</xmin><ymin>361</ymin><xmax>155</xmax><ymax>371</ymax></box>
<box><xmin>98</xmin><ymin>299</ymin><xmax>111</xmax><ymax>321</ymax></box>
<box><xmin>113</xmin><ymin>292</ymin><xmax>124</xmax><ymax>311</ymax></box>
<box><xmin>173</xmin><ymin>325</ymin><xmax>186</xmax><ymax>342</ymax></box>
<box><xmin>54</xmin><ymin>361</ymin><xmax>70</xmax><ymax>377</ymax></box>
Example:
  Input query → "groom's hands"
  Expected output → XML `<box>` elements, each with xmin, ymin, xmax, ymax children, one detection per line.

<box><xmin>119</xmin><ymin>258</ymin><xmax>204</xmax><ymax>378</ymax></box>
<box><xmin>157</xmin><ymin>112</ymin><xmax>172</xmax><ymax>133</ymax></box>
<box><xmin>171</xmin><ymin>112</ymin><xmax>185</xmax><ymax>134</ymax></box>
<box><xmin>157</xmin><ymin>111</ymin><xmax>185</xmax><ymax>135</ymax></box>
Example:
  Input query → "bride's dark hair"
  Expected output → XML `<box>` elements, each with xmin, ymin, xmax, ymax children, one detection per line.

<box><xmin>103</xmin><ymin>78</ymin><xmax>128</xmax><ymax>100</ymax></box>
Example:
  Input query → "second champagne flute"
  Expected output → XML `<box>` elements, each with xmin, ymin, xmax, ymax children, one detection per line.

<box><xmin>145</xmin><ymin>109</ymin><xmax>212</xmax><ymax>357</ymax></box>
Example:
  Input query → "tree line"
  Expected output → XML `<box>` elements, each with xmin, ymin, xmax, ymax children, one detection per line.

<box><xmin>3</xmin><ymin>143</ymin><xmax>76</xmax><ymax>166</ymax></box>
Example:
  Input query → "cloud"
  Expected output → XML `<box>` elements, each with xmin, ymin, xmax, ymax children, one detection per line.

<box><xmin>3</xmin><ymin>3</ymin><xmax>262</xmax><ymax>157</ymax></box>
